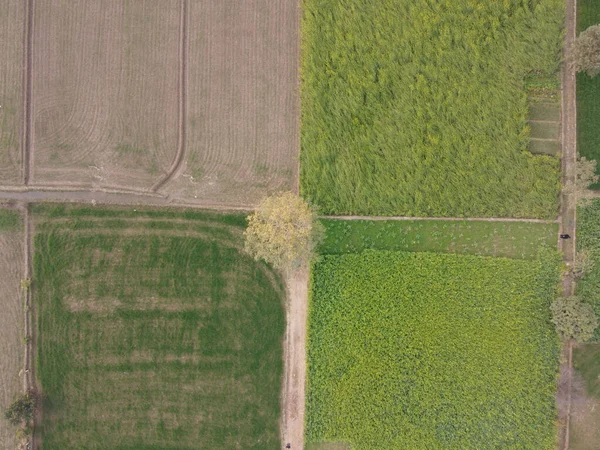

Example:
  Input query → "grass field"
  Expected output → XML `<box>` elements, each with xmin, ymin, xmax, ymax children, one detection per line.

<box><xmin>306</xmin><ymin>250</ymin><xmax>560</xmax><ymax>449</ymax></box>
<box><xmin>0</xmin><ymin>1</ymin><xmax>24</xmax><ymax>183</ymax></box>
<box><xmin>163</xmin><ymin>0</ymin><xmax>298</xmax><ymax>205</ymax></box>
<box><xmin>570</xmin><ymin>344</ymin><xmax>600</xmax><ymax>449</ymax></box>
<box><xmin>34</xmin><ymin>206</ymin><xmax>285</xmax><ymax>449</ymax></box>
<box><xmin>319</xmin><ymin>218</ymin><xmax>558</xmax><ymax>259</ymax></box>
<box><xmin>576</xmin><ymin>200</ymin><xmax>600</xmax><ymax>340</ymax></box>
<box><xmin>301</xmin><ymin>0</ymin><xmax>562</xmax><ymax>218</ymax></box>
<box><xmin>0</xmin><ymin>209</ymin><xmax>23</xmax><ymax>449</ymax></box>
<box><xmin>576</xmin><ymin>0</ymin><xmax>600</xmax><ymax>189</ymax></box>
<box><xmin>31</xmin><ymin>1</ymin><xmax>180</xmax><ymax>189</ymax></box>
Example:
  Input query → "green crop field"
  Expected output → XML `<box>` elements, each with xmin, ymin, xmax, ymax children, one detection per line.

<box><xmin>33</xmin><ymin>206</ymin><xmax>285</xmax><ymax>449</ymax></box>
<box><xmin>301</xmin><ymin>0</ymin><xmax>563</xmax><ymax>218</ymax></box>
<box><xmin>576</xmin><ymin>0</ymin><xmax>600</xmax><ymax>188</ymax></box>
<box><xmin>306</xmin><ymin>250</ymin><xmax>560</xmax><ymax>449</ymax></box>
<box><xmin>576</xmin><ymin>200</ymin><xmax>600</xmax><ymax>340</ymax></box>
<box><xmin>319</xmin><ymin>218</ymin><xmax>558</xmax><ymax>259</ymax></box>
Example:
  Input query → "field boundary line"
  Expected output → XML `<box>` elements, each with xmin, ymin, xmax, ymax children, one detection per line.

<box><xmin>323</xmin><ymin>215</ymin><xmax>559</xmax><ymax>224</ymax></box>
<box><xmin>21</xmin><ymin>0</ymin><xmax>34</xmax><ymax>185</ymax></box>
<box><xmin>151</xmin><ymin>0</ymin><xmax>188</xmax><ymax>192</ymax></box>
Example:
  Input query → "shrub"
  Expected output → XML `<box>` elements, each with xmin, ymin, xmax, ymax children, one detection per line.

<box><xmin>571</xmin><ymin>24</ymin><xmax>600</xmax><ymax>77</ymax></box>
<box><xmin>551</xmin><ymin>296</ymin><xmax>598</xmax><ymax>342</ymax></box>
<box><xmin>4</xmin><ymin>390</ymin><xmax>37</xmax><ymax>426</ymax></box>
<box><xmin>245</xmin><ymin>192</ymin><xmax>324</xmax><ymax>270</ymax></box>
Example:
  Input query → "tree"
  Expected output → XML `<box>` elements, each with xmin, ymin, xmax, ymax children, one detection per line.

<box><xmin>550</xmin><ymin>296</ymin><xmax>598</xmax><ymax>343</ymax></box>
<box><xmin>4</xmin><ymin>390</ymin><xmax>37</xmax><ymax>426</ymax></box>
<box><xmin>565</xmin><ymin>154</ymin><xmax>599</xmax><ymax>206</ymax></box>
<box><xmin>244</xmin><ymin>192</ymin><xmax>324</xmax><ymax>271</ymax></box>
<box><xmin>571</xmin><ymin>24</ymin><xmax>600</xmax><ymax>77</ymax></box>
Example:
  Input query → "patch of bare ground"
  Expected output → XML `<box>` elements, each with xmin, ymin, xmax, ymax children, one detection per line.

<box><xmin>281</xmin><ymin>269</ymin><xmax>308</xmax><ymax>450</ymax></box>
<box><xmin>0</xmin><ymin>1</ymin><xmax>25</xmax><ymax>184</ymax></box>
<box><xmin>0</xmin><ymin>227</ymin><xmax>24</xmax><ymax>448</ymax></box>
<box><xmin>570</xmin><ymin>373</ymin><xmax>600</xmax><ymax>450</ymax></box>
<box><xmin>163</xmin><ymin>0</ymin><xmax>299</xmax><ymax>206</ymax></box>
<box><xmin>30</xmin><ymin>0</ymin><xmax>180</xmax><ymax>190</ymax></box>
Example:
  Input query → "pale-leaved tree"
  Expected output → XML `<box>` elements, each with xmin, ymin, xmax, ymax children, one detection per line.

<box><xmin>571</xmin><ymin>24</ymin><xmax>600</xmax><ymax>77</ymax></box>
<box><xmin>244</xmin><ymin>192</ymin><xmax>324</xmax><ymax>271</ymax></box>
<box><xmin>564</xmin><ymin>154</ymin><xmax>599</xmax><ymax>206</ymax></box>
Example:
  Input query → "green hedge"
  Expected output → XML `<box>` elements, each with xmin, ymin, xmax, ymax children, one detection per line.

<box><xmin>301</xmin><ymin>0</ymin><xmax>562</xmax><ymax>217</ymax></box>
<box><xmin>306</xmin><ymin>250</ymin><xmax>560</xmax><ymax>449</ymax></box>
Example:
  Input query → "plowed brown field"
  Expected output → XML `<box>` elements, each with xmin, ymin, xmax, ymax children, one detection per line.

<box><xmin>163</xmin><ymin>0</ymin><xmax>299</xmax><ymax>205</ymax></box>
<box><xmin>0</xmin><ymin>211</ymin><xmax>24</xmax><ymax>449</ymax></box>
<box><xmin>30</xmin><ymin>0</ymin><xmax>180</xmax><ymax>190</ymax></box>
<box><xmin>0</xmin><ymin>1</ymin><xmax>24</xmax><ymax>184</ymax></box>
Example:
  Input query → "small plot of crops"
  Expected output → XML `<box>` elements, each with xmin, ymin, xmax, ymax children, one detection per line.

<box><xmin>577</xmin><ymin>0</ymin><xmax>600</xmax><ymax>188</ymax></box>
<box><xmin>570</xmin><ymin>344</ymin><xmax>600</xmax><ymax>450</ymax></box>
<box><xmin>301</xmin><ymin>0</ymin><xmax>563</xmax><ymax>218</ymax></box>
<box><xmin>576</xmin><ymin>200</ymin><xmax>600</xmax><ymax>340</ymax></box>
<box><xmin>306</xmin><ymin>250</ymin><xmax>560</xmax><ymax>449</ymax></box>
<box><xmin>34</xmin><ymin>206</ymin><xmax>285</xmax><ymax>449</ymax></box>
<box><xmin>319</xmin><ymin>218</ymin><xmax>558</xmax><ymax>259</ymax></box>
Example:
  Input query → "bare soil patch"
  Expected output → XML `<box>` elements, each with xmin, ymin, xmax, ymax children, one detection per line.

<box><xmin>163</xmin><ymin>0</ymin><xmax>299</xmax><ymax>206</ymax></box>
<box><xmin>30</xmin><ymin>0</ymin><xmax>180</xmax><ymax>190</ymax></box>
<box><xmin>0</xmin><ymin>229</ymin><xmax>24</xmax><ymax>448</ymax></box>
<box><xmin>0</xmin><ymin>1</ymin><xmax>25</xmax><ymax>184</ymax></box>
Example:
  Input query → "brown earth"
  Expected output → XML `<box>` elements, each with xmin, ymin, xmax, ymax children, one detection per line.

<box><xmin>0</xmin><ymin>227</ymin><xmax>25</xmax><ymax>449</ymax></box>
<box><xmin>0</xmin><ymin>1</ymin><xmax>25</xmax><ymax>184</ymax></box>
<box><xmin>281</xmin><ymin>269</ymin><xmax>308</xmax><ymax>450</ymax></box>
<box><xmin>163</xmin><ymin>0</ymin><xmax>299</xmax><ymax>206</ymax></box>
<box><xmin>30</xmin><ymin>0</ymin><xmax>180</xmax><ymax>190</ymax></box>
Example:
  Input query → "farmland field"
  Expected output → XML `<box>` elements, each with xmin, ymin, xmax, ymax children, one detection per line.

<box><xmin>576</xmin><ymin>0</ymin><xmax>600</xmax><ymax>188</ymax></box>
<box><xmin>0</xmin><ymin>1</ymin><xmax>24</xmax><ymax>184</ymax></box>
<box><xmin>306</xmin><ymin>250</ymin><xmax>560</xmax><ymax>449</ymax></box>
<box><xmin>319</xmin><ymin>218</ymin><xmax>558</xmax><ymax>259</ymax></box>
<box><xmin>163</xmin><ymin>0</ymin><xmax>298</xmax><ymax>205</ymax></box>
<box><xmin>301</xmin><ymin>0</ymin><xmax>563</xmax><ymax>218</ymax></box>
<box><xmin>0</xmin><ymin>209</ymin><xmax>24</xmax><ymax>449</ymax></box>
<box><xmin>575</xmin><ymin>200</ymin><xmax>600</xmax><ymax>340</ymax></box>
<box><xmin>33</xmin><ymin>206</ymin><xmax>285</xmax><ymax>449</ymax></box>
<box><xmin>570</xmin><ymin>344</ymin><xmax>600</xmax><ymax>450</ymax></box>
<box><xmin>31</xmin><ymin>0</ymin><xmax>180</xmax><ymax>189</ymax></box>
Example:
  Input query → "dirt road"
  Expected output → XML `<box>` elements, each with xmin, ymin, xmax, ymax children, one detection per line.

<box><xmin>281</xmin><ymin>269</ymin><xmax>309</xmax><ymax>450</ymax></box>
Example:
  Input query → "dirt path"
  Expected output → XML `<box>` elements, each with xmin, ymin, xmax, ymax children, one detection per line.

<box><xmin>558</xmin><ymin>0</ymin><xmax>578</xmax><ymax>447</ymax></box>
<box><xmin>281</xmin><ymin>268</ymin><xmax>309</xmax><ymax>450</ymax></box>
<box><xmin>151</xmin><ymin>0</ymin><xmax>188</xmax><ymax>192</ymax></box>
<box><xmin>21</xmin><ymin>0</ymin><xmax>33</xmax><ymax>185</ymax></box>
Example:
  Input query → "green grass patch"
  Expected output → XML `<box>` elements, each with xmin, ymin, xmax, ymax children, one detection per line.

<box><xmin>529</xmin><ymin>139</ymin><xmax>561</xmax><ymax>156</ymax></box>
<box><xmin>529</xmin><ymin>103</ymin><xmax>561</xmax><ymax>121</ymax></box>
<box><xmin>576</xmin><ymin>200</ymin><xmax>600</xmax><ymax>340</ymax></box>
<box><xmin>0</xmin><ymin>209</ymin><xmax>21</xmax><ymax>231</ymax></box>
<box><xmin>34</xmin><ymin>209</ymin><xmax>284</xmax><ymax>449</ymax></box>
<box><xmin>574</xmin><ymin>344</ymin><xmax>600</xmax><ymax>399</ymax></box>
<box><xmin>306</xmin><ymin>250</ymin><xmax>561</xmax><ymax>449</ymax></box>
<box><xmin>301</xmin><ymin>0</ymin><xmax>562</xmax><ymax>218</ymax></box>
<box><xmin>530</xmin><ymin>121</ymin><xmax>560</xmax><ymax>140</ymax></box>
<box><xmin>576</xmin><ymin>0</ymin><xmax>600</xmax><ymax>189</ymax></box>
<box><xmin>319</xmin><ymin>218</ymin><xmax>558</xmax><ymax>259</ymax></box>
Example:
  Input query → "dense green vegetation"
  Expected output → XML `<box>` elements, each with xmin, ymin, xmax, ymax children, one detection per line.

<box><xmin>301</xmin><ymin>0</ymin><xmax>563</xmax><ymax>217</ymax></box>
<box><xmin>306</xmin><ymin>250</ymin><xmax>561</xmax><ymax>449</ymax></box>
<box><xmin>577</xmin><ymin>0</ymin><xmax>600</xmax><ymax>188</ymax></box>
<box><xmin>0</xmin><ymin>209</ymin><xmax>20</xmax><ymax>231</ymax></box>
<box><xmin>34</xmin><ymin>208</ymin><xmax>284</xmax><ymax>449</ymax></box>
<box><xmin>576</xmin><ymin>201</ymin><xmax>600</xmax><ymax>340</ymax></box>
<box><xmin>319</xmin><ymin>218</ymin><xmax>558</xmax><ymax>259</ymax></box>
